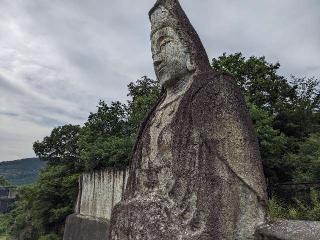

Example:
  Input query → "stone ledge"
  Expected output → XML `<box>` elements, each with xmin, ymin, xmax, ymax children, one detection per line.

<box><xmin>63</xmin><ymin>214</ymin><xmax>109</xmax><ymax>240</ymax></box>
<box><xmin>255</xmin><ymin>220</ymin><xmax>320</xmax><ymax>240</ymax></box>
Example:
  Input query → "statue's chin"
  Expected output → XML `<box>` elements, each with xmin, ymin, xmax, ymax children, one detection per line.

<box><xmin>160</xmin><ymin>76</ymin><xmax>178</xmax><ymax>89</ymax></box>
<box><xmin>159</xmin><ymin>72</ymin><xmax>187</xmax><ymax>90</ymax></box>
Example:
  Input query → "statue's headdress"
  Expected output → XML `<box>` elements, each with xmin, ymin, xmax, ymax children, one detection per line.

<box><xmin>149</xmin><ymin>0</ymin><xmax>210</xmax><ymax>72</ymax></box>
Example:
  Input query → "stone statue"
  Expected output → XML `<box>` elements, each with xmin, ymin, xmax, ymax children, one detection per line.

<box><xmin>109</xmin><ymin>0</ymin><xmax>268</xmax><ymax>239</ymax></box>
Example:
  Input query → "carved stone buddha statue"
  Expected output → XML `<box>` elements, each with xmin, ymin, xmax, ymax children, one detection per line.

<box><xmin>109</xmin><ymin>0</ymin><xmax>267</xmax><ymax>239</ymax></box>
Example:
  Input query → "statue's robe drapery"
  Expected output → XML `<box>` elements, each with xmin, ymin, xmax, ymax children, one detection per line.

<box><xmin>110</xmin><ymin>70</ymin><xmax>267</xmax><ymax>240</ymax></box>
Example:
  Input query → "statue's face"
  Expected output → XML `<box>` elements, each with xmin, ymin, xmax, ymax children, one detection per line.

<box><xmin>150</xmin><ymin>7</ymin><xmax>190</xmax><ymax>88</ymax></box>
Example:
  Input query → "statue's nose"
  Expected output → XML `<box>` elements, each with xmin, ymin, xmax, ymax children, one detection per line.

<box><xmin>153</xmin><ymin>56</ymin><xmax>162</xmax><ymax>67</ymax></box>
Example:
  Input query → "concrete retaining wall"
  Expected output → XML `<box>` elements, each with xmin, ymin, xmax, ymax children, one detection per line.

<box><xmin>0</xmin><ymin>197</ymin><xmax>15</xmax><ymax>213</ymax></box>
<box><xmin>63</xmin><ymin>214</ymin><xmax>109</xmax><ymax>240</ymax></box>
<box><xmin>63</xmin><ymin>168</ymin><xmax>129</xmax><ymax>240</ymax></box>
<box><xmin>0</xmin><ymin>186</ymin><xmax>16</xmax><ymax>213</ymax></box>
<box><xmin>75</xmin><ymin>168</ymin><xmax>129</xmax><ymax>220</ymax></box>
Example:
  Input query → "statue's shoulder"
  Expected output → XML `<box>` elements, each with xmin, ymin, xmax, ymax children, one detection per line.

<box><xmin>188</xmin><ymin>70</ymin><xmax>238</xmax><ymax>100</ymax></box>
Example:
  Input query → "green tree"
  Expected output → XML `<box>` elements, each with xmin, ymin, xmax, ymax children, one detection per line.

<box><xmin>274</xmin><ymin>77</ymin><xmax>320</xmax><ymax>140</ymax></box>
<box><xmin>212</xmin><ymin>53</ymin><xmax>320</xmax><ymax>183</ymax></box>
<box><xmin>78</xmin><ymin>76</ymin><xmax>161</xmax><ymax>171</ymax></box>
<box><xmin>0</xmin><ymin>176</ymin><xmax>12</xmax><ymax>187</ymax></box>
<box><xmin>284</xmin><ymin>133</ymin><xmax>320</xmax><ymax>182</ymax></box>
<box><xmin>38</xmin><ymin>233</ymin><xmax>60</xmax><ymax>240</ymax></box>
<box><xmin>9</xmin><ymin>185</ymin><xmax>38</xmax><ymax>239</ymax></box>
<box><xmin>33</xmin><ymin>125</ymin><xmax>82</xmax><ymax>169</ymax></box>
<box><xmin>127</xmin><ymin>76</ymin><xmax>161</xmax><ymax>133</ymax></box>
<box><xmin>248</xmin><ymin>102</ymin><xmax>288</xmax><ymax>182</ymax></box>
<box><xmin>212</xmin><ymin>53</ymin><xmax>293</xmax><ymax>182</ymax></box>
<box><xmin>78</xmin><ymin>101</ymin><xmax>132</xmax><ymax>170</ymax></box>
<box><xmin>10</xmin><ymin>125</ymin><xmax>82</xmax><ymax>239</ymax></box>
<box><xmin>212</xmin><ymin>53</ymin><xmax>295</xmax><ymax>114</ymax></box>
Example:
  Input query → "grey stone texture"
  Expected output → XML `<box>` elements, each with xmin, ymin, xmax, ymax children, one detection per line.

<box><xmin>63</xmin><ymin>169</ymin><xmax>128</xmax><ymax>240</ymax></box>
<box><xmin>0</xmin><ymin>186</ymin><xmax>16</xmax><ymax>213</ymax></box>
<box><xmin>0</xmin><ymin>197</ymin><xmax>15</xmax><ymax>213</ymax></box>
<box><xmin>109</xmin><ymin>0</ymin><xmax>268</xmax><ymax>239</ymax></box>
<box><xmin>75</xmin><ymin>169</ymin><xmax>129</xmax><ymax>220</ymax></box>
<box><xmin>255</xmin><ymin>220</ymin><xmax>320</xmax><ymax>240</ymax></box>
<box><xmin>63</xmin><ymin>214</ymin><xmax>109</xmax><ymax>240</ymax></box>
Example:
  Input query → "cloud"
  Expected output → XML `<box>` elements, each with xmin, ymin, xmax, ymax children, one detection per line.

<box><xmin>0</xmin><ymin>115</ymin><xmax>51</xmax><ymax>161</ymax></box>
<box><xmin>0</xmin><ymin>0</ymin><xmax>319</xmax><ymax>161</ymax></box>
<box><xmin>180</xmin><ymin>0</ymin><xmax>320</xmax><ymax>76</ymax></box>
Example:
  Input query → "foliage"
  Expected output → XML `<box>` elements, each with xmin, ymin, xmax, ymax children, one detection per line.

<box><xmin>212</xmin><ymin>53</ymin><xmax>320</xmax><ymax>183</ymax></box>
<box><xmin>0</xmin><ymin>236</ymin><xmax>10</xmax><ymax>240</ymax></box>
<box><xmin>127</xmin><ymin>76</ymin><xmax>161</xmax><ymax>133</ymax></box>
<box><xmin>9</xmin><ymin>185</ymin><xmax>37</xmax><ymax>239</ymax></box>
<box><xmin>268</xmin><ymin>189</ymin><xmax>320</xmax><ymax>221</ymax></box>
<box><xmin>284</xmin><ymin>133</ymin><xmax>320</xmax><ymax>182</ymax></box>
<box><xmin>275</xmin><ymin>77</ymin><xmax>320</xmax><ymax>140</ymax></box>
<box><xmin>212</xmin><ymin>52</ymin><xmax>295</xmax><ymax>114</ymax></box>
<box><xmin>0</xmin><ymin>214</ymin><xmax>11</xmax><ymax>235</ymax></box>
<box><xmin>0</xmin><ymin>158</ymin><xmax>46</xmax><ymax>186</ymax></box>
<box><xmin>78</xmin><ymin>101</ymin><xmax>132</xmax><ymax>170</ymax></box>
<box><xmin>267</xmin><ymin>197</ymin><xmax>287</xmax><ymax>219</ymax></box>
<box><xmin>33</xmin><ymin>125</ymin><xmax>82</xmax><ymax>169</ymax></box>
<box><xmin>0</xmin><ymin>176</ymin><xmax>11</xmax><ymax>187</ymax></box>
<box><xmin>78</xmin><ymin>76</ymin><xmax>160</xmax><ymax>171</ymax></box>
<box><xmin>8</xmin><ymin>125</ymin><xmax>82</xmax><ymax>239</ymax></box>
<box><xmin>212</xmin><ymin>53</ymin><xmax>293</xmax><ymax>182</ymax></box>
<box><xmin>38</xmin><ymin>233</ymin><xmax>60</xmax><ymax>240</ymax></box>
<box><xmin>248</xmin><ymin>103</ymin><xmax>288</xmax><ymax>181</ymax></box>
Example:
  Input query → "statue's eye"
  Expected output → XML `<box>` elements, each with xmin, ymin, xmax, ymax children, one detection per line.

<box><xmin>160</xmin><ymin>39</ymin><xmax>171</xmax><ymax>48</ymax></box>
<box><xmin>159</xmin><ymin>38</ymin><xmax>172</xmax><ymax>50</ymax></box>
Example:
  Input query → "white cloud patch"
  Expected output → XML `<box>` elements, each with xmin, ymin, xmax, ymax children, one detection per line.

<box><xmin>0</xmin><ymin>115</ymin><xmax>51</xmax><ymax>161</ymax></box>
<box><xmin>0</xmin><ymin>0</ymin><xmax>319</xmax><ymax>161</ymax></box>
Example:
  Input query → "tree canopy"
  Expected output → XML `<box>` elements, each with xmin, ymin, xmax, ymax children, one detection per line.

<box><xmin>0</xmin><ymin>176</ymin><xmax>12</xmax><ymax>187</ymax></box>
<box><xmin>212</xmin><ymin>53</ymin><xmax>320</xmax><ymax>183</ymax></box>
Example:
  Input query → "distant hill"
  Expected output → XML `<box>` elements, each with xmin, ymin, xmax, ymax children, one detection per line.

<box><xmin>0</xmin><ymin>158</ymin><xmax>46</xmax><ymax>185</ymax></box>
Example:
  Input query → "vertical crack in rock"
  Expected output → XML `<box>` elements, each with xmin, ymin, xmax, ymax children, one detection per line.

<box><xmin>112</xmin><ymin>169</ymin><xmax>115</xmax><ymax>209</ymax></box>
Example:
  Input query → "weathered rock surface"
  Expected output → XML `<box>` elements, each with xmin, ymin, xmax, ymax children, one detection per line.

<box><xmin>63</xmin><ymin>169</ymin><xmax>128</xmax><ymax>240</ymax></box>
<box><xmin>255</xmin><ymin>220</ymin><xmax>320</xmax><ymax>240</ymax></box>
<box><xmin>0</xmin><ymin>186</ymin><xmax>16</xmax><ymax>213</ymax></box>
<box><xmin>109</xmin><ymin>0</ymin><xmax>267</xmax><ymax>239</ymax></box>
<box><xmin>63</xmin><ymin>214</ymin><xmax>109</xmax><ymax>240</ymax></box>
<box><xmin>75</xmin><ymin>169</ymin><xmax>128</xmax><ymax>220</ymax></box>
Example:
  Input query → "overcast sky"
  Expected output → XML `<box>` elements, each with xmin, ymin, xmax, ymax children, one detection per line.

<box><xmin>0</xmin><ymin>0</ymin><xmax>319</xmax><ymax>161</ymax></box>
